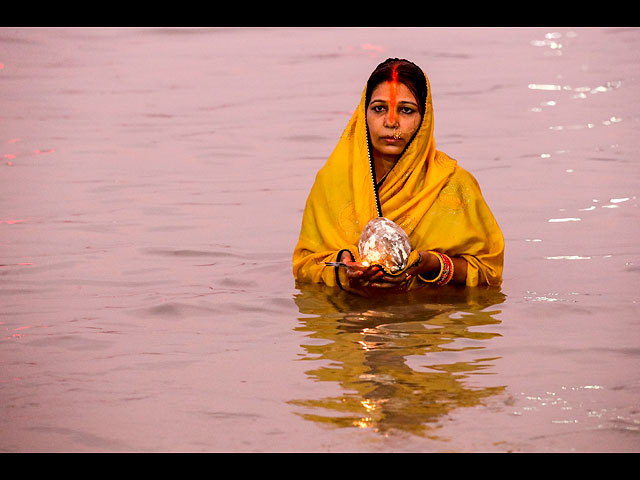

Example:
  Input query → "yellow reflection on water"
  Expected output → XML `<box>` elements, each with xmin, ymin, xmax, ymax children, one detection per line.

<box><xmin>290</xmin><ymin>284</ymin><xmax>506</xmax><ymax>437</ymax></box>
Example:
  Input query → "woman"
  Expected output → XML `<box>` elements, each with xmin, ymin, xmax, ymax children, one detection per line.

<box><xmin>293</xmin><ymin>58</ymin><xmax>504</xmax><ymax>295</ymax></box>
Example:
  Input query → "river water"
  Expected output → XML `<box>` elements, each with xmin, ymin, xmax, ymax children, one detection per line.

<box><xmin>1</xmin><ymin>27</ymin><xmax>639</xmax><ymax>452</ymax></box>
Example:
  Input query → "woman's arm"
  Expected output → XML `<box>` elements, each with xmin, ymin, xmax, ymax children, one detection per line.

<box><xmin>374</xmin><ymin>250</ymin><xmax>468</xmax><ymax>289</ymax></box>
<box><xmin>413</xmin><ymin>250</ymin><xmax>468</xmax><ymax>285</ymax></box>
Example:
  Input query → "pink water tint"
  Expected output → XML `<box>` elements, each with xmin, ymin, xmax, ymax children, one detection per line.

<box><xmin>0</xmin><ymin>27</ymin><xmax>638</xmax><ymax>452</ymax></box>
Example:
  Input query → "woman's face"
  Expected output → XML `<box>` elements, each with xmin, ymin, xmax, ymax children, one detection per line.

<box><xmin>366</xmin><ymin>80</ymin><xmax>422</xmax><ymax>161</ymax></box>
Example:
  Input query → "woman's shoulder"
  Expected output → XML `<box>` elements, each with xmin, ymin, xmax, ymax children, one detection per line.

<box><xmin>436</xmin><ymin>151</ymin><xmax>479</xmax><ymax>188</ymax></box>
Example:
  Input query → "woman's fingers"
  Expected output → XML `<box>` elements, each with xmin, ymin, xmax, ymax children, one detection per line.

<box><xmin>380</xmin><ymin>271</ymin><xmax>413</xmax><ymax>283</ymax></box>
<box><xmin>338</xmin><ymin>258</ymin><xmax>417</xmax><ymax>291</ymax></box>
<box><xmin>345</xmin><ymin>263</ymin><xmax>379</xmax><ymax>278</ymax></box>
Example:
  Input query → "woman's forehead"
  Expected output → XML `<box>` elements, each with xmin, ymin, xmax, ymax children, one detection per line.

<box><xmin>369</xmin><ymin>81</ymin><xmax>418</xmax><ymax>103</ymax></box>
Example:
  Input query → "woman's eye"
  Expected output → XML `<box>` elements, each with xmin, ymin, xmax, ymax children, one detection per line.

<box><xmin>370</xmin><ymin>105</ymin><xmax>416</xmax><ymax>115</ymax></box>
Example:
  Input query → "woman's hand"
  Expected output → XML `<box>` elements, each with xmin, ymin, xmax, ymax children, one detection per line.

<box><xmin>379</xmin><ymin>250</ymin><xmax>468</xmax><ymax>287</ymax></box>
<box><xmin>371</xmin><ymin>250</ymin><xmax>439</xmax><ymax>289</ymax></box>
<box><xmin>339</xmin><ymin>250</ymin><xmax>467</xmax><ymax>293</ymax></box>
<box><xmin>338</xmin><ymin>250</ymin><xmax>416</xmax><ymax>293</ymax></box>
<box><xmin>338</xmin><ymin>250</ymin><xmax>390</xmax><ymax>294</ymax></box>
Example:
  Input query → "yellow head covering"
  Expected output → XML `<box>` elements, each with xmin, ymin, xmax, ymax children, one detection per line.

<box><xmin>293</xmin><ymin>68</ymin><xmax>504</xmax><ymax>289</ymax></box>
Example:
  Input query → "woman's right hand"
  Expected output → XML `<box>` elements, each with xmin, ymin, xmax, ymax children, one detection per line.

<box><xmin>338</xmin><ymin>250</ymin><xmax>386</xmax><ymax>293</ymax></box>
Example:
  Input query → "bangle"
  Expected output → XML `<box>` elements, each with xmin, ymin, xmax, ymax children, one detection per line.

<box><xmin>334</xmin><ymin>248</ymin><xmax>355</xmax><ymax>291</ymax></box>
<box><xmin>419</xmin><ymin>251</ymin><xmax>454</xmax><ymax>286</ymax></box>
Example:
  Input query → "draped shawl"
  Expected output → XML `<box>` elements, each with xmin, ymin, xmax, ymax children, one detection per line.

<box><xmin>292</xmin><ymin>71</ymin><xmax>504</xmax><ymax>288</ymax></box>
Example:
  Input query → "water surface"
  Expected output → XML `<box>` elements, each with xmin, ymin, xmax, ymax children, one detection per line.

<box><xmin>1</xmin><ymin>27</ymin><xmax>639</xmax><ymax>452</ymax></box>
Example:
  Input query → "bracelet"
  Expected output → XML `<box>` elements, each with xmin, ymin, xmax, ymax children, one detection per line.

<box><xmin>419</xmin><ymin>251</ymin><xmax>454</xmax><ymax>286</ymax></box>
<box><xmin>334</xmin><ymin>248</ymin><xmax>355</xmax><ymax>291</ymax></box>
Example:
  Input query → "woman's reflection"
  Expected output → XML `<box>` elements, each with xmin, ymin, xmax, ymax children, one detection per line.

<box><xmin>290</xmin><ymin>283</ymin><xmax>507</xmax><ymax>437</ymax></box>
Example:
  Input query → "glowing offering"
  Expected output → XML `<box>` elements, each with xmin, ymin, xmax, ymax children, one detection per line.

<box><xmin>358</xmin><ymin>217</ymin><xmax>411</xmax><ymax>273</ymax></box>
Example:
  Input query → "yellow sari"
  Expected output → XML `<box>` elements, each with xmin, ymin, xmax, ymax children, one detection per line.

<box><xmin>292</xmin><ymin>71</ymin><xmax>504</xmax><ymax>289</ymax></box>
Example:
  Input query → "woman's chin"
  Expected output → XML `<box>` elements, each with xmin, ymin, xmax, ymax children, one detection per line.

<box><xmin>373</xmin><ymin>143</ymin><xmax>405</xmax><ymax>159</ymax></box>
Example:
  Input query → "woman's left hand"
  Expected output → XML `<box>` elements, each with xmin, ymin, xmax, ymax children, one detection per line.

<box><xmin>372</xmin><ymin>250</ymin><xmax>438</xmax><ymax>289</ymax></box>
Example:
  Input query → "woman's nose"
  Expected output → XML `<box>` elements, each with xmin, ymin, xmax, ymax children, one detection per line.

<box><xmin>384</xmin><ymin>110</ymin><xmax>398</xmax><ymax>127</ymax></box>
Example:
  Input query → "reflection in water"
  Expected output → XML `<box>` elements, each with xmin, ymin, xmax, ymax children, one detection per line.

<box><xmin>291</xmin><ymin>284</ymin><xmax>507</xmax><ymax>437</ymax></box>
